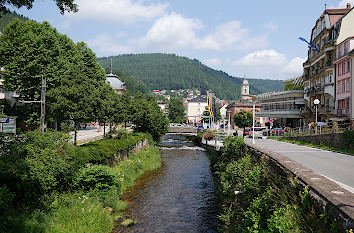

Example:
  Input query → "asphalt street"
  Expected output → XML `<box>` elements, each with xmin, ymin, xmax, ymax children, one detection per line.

<box><xmin>244</xmin><ymin>137</ymin><xmax>354</xmax><ymax>193</ymax></box>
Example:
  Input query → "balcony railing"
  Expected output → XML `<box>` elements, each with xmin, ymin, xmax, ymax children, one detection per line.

<box><xmin>336</xmin><ymin>109</ymin><xmax>349</xmax><ymax>116</ymax></box>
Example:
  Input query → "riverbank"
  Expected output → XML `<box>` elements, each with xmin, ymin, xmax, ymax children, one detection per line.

<box><xmin>196</xmin><ymin>135</ymin><xmax>347</xmax><ymax>232</ymax></box>
<box><xmin>0</xmin><ymin>130</ymin><xmax>161</xmax><ymax>233</ymax></box>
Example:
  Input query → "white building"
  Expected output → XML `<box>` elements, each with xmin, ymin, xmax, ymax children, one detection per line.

<box><xmin>186</xmin><ymin>96</ymin><xmax>208</xmax><ymax>123</ymax></box>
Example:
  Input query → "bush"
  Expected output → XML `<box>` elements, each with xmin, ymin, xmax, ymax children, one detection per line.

<box><xmin>0</xmin><ymin>185</ymin><xmax>15</xmax><ymax>212</ymax></box>
<box><xmin>221</xmin><ymin>136</ymin><xmax>244</xmax><ymax>160</ymax></box>
<box><xmin>343</xmin><ymin>130</ymin><xmax>354</xmax><ymax>150</ymax></box>
<box><xmin>74</xmin><ymin>165</ymin><xmax>118</xmax><ymax>192</ymax></box>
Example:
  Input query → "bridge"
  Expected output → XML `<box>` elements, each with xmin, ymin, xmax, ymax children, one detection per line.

<box><xmin>168</xmin><ymin>124</ymin><xmax>198</xmax><ymax>136</ymax></box>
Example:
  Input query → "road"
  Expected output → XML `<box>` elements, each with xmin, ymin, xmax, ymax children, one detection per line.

<box><xmin>244</xmin><ymin>137</ymin><xmax>354</xmax><ymax>193</ymax></box>
<box><xmin>69</xmin><ymin>126</ymin><xmax>104</xmax><ymax>144</ymax></box>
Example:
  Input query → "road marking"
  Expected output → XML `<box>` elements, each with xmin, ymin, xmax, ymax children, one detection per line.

<box><xmin>331</xmin><ymin>191</ymin><xmax>345</xmax><ymax>195</ymax></box>
<box><xmin>316</xmin><ymin>172</ymin><xmax>354</xmax><ymax>194</ymax></box>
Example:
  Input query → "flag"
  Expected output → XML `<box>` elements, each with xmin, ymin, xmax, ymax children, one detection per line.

<box><xmin>298</xmin><ymin>37</ymin><xmax>319</xmax><ymax>52</ymax></box>
<box><xmin>213</xmin><ymin>97</ymin><xmax>216</xmax><ymax>117</ymax></box>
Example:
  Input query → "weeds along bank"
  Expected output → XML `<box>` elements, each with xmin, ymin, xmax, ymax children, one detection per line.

<box><xmin>212</xmin><ymin>136</ymin><xmax>345</xmax><ymax>232</ymax></box>
<box><xmin>0</xmin><ymin>130</ymin><xmax>161</xmax><ymax>233</ymax></box>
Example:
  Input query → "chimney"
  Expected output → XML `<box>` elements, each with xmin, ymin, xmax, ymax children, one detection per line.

<box><xmin>347</xmin><ymin>3</ymin><xmax>351</xmax><ymax>9</ymax></box>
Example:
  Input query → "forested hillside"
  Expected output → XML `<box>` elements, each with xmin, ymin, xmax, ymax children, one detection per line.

<box><xmin>97</xmin><ymin>54</ymin><xmax>283</xmax><ymax>100</ymax></box>
<box><xmin>0</xmin><ymin>11</ymin><xmax>29</xmax><ymax>31</ymax></box>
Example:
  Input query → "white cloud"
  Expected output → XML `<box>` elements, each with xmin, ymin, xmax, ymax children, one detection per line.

<box><xmin>204</xmin><ymin>58</ymin><xmax>222</xmax><ymax>67</ymax></box>
<box><xmin>196</xmin><ymin>21</ymin><xmax>267</xmax><ymax>50</ymax></box>
<box><xmin>282</xmin><ymin>57</ymin><xmax>306</xmax><ymax>75</ymax></box>
<box><xmin>337</xmin><ymin>0</ymin><xmax>354</xmax><ymax>8</ymax></box>
<box><xmin>132</xmin><ymin>13</ymin><xmax>202</xmax><ymax>50</ymax></box>
<box><xmin>87</xmin><ymin>34</ymin><xmax>133</xmax><ymax>56</ymax></box>
<box><xmin>67</xmin><ymin>0</ymin><xmax>168</xmax><ymax>24</ymax></box>
<box><xmin>233</xmin><ymin>49</ymin><xmax>287</xmax><ymax>67</ymax></box>
<box><xmin>264</xmin><ymin>22</ymin><xmax>278</xmax><ymax>31</ymax></box>
<box><xmin>133</xmin><ymin>16</ymin><xmax>267</xmax><ymax>51</ymax></box>
<box><xmin>233</xmin><ymin>49</ymin><xmax>305</xmax><ymax>77</ymax></box>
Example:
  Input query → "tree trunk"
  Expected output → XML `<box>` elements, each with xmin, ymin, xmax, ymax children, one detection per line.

<box><xmin>103</xmin><ymin>122</ymin><xmax>106</xmax><ymax>135</ymax></box>
<box><xmin>74</xmin><ymin>120</ymin><xmax>78</xmax><ymax>145</ymax></box>
<box><xmin>124</xmin><ymin>121</ymin><xmax>126</xmax><ymax>129</ymax></box>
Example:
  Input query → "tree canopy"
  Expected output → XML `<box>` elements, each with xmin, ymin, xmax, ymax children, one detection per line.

<box><xmin>233</xmin><ymin>110</ymin><xmax>253</xmax><ymax>130</ymax></box>
<box><xmin>0</xmin><ymin>19</ymin><xmax>108</xmax><ymax>132</ymax></box>
<box><xmin>168</xmin><ymin>98</ymin><xmax>185</xmax><ymax>123</ymax></box>
<box><xmin>0</xmin><ymin>0</ymin><xmax>77</xmax><ymax>15</ymax></box>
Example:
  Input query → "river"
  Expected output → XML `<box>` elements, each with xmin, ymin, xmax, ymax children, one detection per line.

<box><xmin>114</xmin><ymin>135</ymin><xmax>220</xmax><ymax>232</ymax></box>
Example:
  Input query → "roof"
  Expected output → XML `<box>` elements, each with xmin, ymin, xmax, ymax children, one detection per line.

<box><xmin>106</xmin><ymin>73</ymin><xmax>124</xmax><ymax>90</ymax></box>
<box><xmin>188</xmin><ymin>96</ymin><xmax>207</xmax><ymax>103</ymax></box>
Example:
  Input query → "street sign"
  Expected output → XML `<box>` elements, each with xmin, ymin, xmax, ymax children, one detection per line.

<box><xmin>0</xmin><ymin>117</ymin><xmax>10</xmax><ymax>123</ymax></box>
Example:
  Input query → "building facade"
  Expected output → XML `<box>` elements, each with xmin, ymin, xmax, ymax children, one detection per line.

<box><xmin>256</xmin><ymin>90</ymin><xmax>305</xmax><ymax>128</ymax></box>
<box><xmin>186</xmin><ymin>96</ymin><xmax>208</xmax><ymax>123</ymax></box>
<box><xmin>302</xmin><ymin>5</ymin><xmax>351</xmax><ymax>123</ymax></box>
<box><xmin>333</xmin><ymin>7</ymin><xmax>354</xmax><ymax>124</ymax></box>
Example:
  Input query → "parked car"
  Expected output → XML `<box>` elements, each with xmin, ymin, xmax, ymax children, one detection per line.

<box><xmin>243</xmin><ymin>127</ymin><xmax>251</xmax><ymax>136</ymax></box>
<box><xmin>249</xmin><ymin>127</ymin><xmax>265</xmax><ymax>139</ymax></box>
<box><xmin>271</xmin><ymin>128</ymin><xmax>284</xmax><ymax>136</ymax></box>
<box><xmin>262</xmin><ymin>128</ymin><xmax>271</xmax><ymax>136</ymax></box>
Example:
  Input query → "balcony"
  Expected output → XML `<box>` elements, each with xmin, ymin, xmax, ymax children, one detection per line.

<box><xmin>319</xmin><ymin>106</ymin><xmax>333</xmax><ymax>115</ymax></box>
<box><xmin>325</xmin><ymin>60</ymin><xmax>333</xmax><ymax>67</ymax></box>
<box><xmin>300</xmin><ymin>107</ymin><xmax>312</xmax><ymax>117</ymax></box>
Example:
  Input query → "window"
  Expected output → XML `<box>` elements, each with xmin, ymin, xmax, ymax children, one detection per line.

<box><xmin>347</xmin><ymin>79</ymin><xmax>350</xmax><ymax>92</ymax></box>
<box><xmin>342</xmin><ymin>62</ymin><xmax>345</xmax><ymax>74</ymax></box>
<box><xmin>348</xmin><ymin>61</ymin><xmax>351</xmax><ymax>72</ymax></box>
<box><xmin>344</xmin><ymin>42</ymin><xmax>349</xmax><ymax>54</ymax></box>
<box><xmin>338</xmin><ymin>81</ymin><xmax>341</xmax><ymax>93</ymax></box>
<box><xmin>342</xmin><ymin>80</ymin><xmax>345</xmax><ymax>93</ymax></box>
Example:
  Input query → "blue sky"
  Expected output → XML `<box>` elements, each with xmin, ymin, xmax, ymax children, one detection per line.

<box><xmin>10</xmin><ymin>0</ymin><xmax>354</xmax><ymax>80</ymax></box>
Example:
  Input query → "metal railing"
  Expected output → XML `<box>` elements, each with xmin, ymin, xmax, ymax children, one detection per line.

<box><xmin>284</xmin><ymin>123</ymin><xmax>351</xmax><ymax>137</ymax></box>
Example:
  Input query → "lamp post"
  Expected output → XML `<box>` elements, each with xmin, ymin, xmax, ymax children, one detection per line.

<box><xmin>314</xmin><ymin>98</ymin><xmax>320</xmax><ymax>123</ymax></box>
<box><xmin>227</xmin><ymin>110</ymin><xmax>231</xmax><ymax>135</ymax></box>
<box><xmin>314</xmin><ymin>98</ymin><xmax>320</xmax><ymax>135</ymax></box>
<box><xmin>252</xmin><ymin>96</ymin><xmax>256</xmax><ymax>144</ymax></box>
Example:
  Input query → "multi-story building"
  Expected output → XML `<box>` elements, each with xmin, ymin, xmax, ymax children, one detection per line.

<box><xmin>186</xmin><ymin>96</ymin><xmax>208</xmax><ymax>123</ymax></box>
<box><xmin>333</xmin><ymin>7</ymin><xmax>354</xmax><ymax>124</ymax></box>
<box><xmin>302</xmin><ymin>4</ymin><xmax>352</xmax><ymax>123</ymax></box>
<box><xmin>256</xmin><ymin>90</ymin><xmax>305</xmax><ymax>128</ymax></box>
<box><xmin>106</xmin><ymin>72</ymin><xmax>126</xmax><ymax>96</ymax></box>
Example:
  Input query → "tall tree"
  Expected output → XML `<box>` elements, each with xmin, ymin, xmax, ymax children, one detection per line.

<box><xmin>131</xmin><ymin>94</ymin><xmax>169</xmax><ymax>141</ymax></box>
<box><xmin>0</xmin><ymin>0</ymin><xmax>77</xmax><ymax>15</ymax></box>
<box><xmin>233</xmin><ymin>110</ymin><xmax>253</xmax><ymax>136</ymax></box>
<box><xmin>115</xmin><ymin>92</ymin><xmax>132</xmax><ymax>129</ymax></box>
<box><xmin>168</xmin><ymin>98</ymin><xmax>185</xmax><ymax>123</ymax></box>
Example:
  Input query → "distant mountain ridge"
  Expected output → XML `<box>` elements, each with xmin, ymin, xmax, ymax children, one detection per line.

<box><xmin>97</xmin><ymin>53</ymin><xmax>283</xmax><ymax>100</ymax></box>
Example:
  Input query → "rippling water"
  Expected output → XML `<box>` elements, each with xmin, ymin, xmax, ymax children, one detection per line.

<box><xmin>114</xmin><ymin>135</ymin><xmax>220</xmax><ymax>233</ymax></box>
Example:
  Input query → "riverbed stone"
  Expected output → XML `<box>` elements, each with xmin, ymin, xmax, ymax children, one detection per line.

<box><xmin>121</xmin><ymin>219</ymin><xmax>136</xmax><ymax>227</ymax></box>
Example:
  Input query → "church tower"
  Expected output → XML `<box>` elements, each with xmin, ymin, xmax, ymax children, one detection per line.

<box><xmin>240</xmin><ymin>75</ymin><xmax>250</xmax><ymax>101</ymax></box>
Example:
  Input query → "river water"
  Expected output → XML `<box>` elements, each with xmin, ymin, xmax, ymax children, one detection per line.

<box><xmin>114</xmin><ymin>135</ymin><xmax>220</xmax><ymax>233</ymax></box>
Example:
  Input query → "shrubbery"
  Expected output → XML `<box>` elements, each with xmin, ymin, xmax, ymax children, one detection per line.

<box><xmin>343</xmin><ymin>130</ymin><xmax>354</xmax><ymax>150</ymax></box>
<box><xmin>0</xmin><ymin>130</ymin><xmax>159</xmax><ymax>232</ymax></box>
<box><xmin>215</xmin><ymin>136</ymin><xmax>341</xmax><ymax>232</ymax></box>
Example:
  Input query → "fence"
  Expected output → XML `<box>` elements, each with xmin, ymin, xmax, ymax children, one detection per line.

<box><xmin>284</xmin><ymin>123</ymin><xmax>351</xmax><ymax>137</ymax></box>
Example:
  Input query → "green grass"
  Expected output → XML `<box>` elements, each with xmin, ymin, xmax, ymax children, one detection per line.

<box><xmin>2</xmin><ymin>146</ymin><xmax>162</xmax><ymax>233</ymax></box>
<box><xmin>268</xmin><ymin>137</ymin><xmax>354</xmax><ymax>155</ymax></box>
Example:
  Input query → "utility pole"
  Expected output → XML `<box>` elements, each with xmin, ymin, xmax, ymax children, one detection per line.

<box><xmin>40</xmin><ymin>76</ymin><xmax>46</xmax><ymax>132</ymax></box>
<box><xmin>20</xmin><ymin>76</ymin><xmax>46</xmax><ymax>132</ymax></box>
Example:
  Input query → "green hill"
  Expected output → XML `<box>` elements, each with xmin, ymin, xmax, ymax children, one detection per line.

<box><xmin>0</xmin><ymin>11</ymin><xmax>29</xmax><ymax>32</ymax></box>
<box><xmin>97</xmin><ymin>53</ymin><xmax>283</xmax><ymax>100</ymax></box>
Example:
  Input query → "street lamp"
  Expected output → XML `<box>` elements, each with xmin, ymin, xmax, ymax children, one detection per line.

<box><xmin>314</xmin><ymin>98</ymin><xmax>320</xmax><ymax>123</ymax></box>
<box><xmin>227</xmin><ymin>110</ymin><xmax>231</xmax><ymax>135</ymax></box>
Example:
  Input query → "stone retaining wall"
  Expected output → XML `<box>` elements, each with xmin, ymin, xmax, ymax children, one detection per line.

<box><xmin>244</xmin><ymin>141</ymin><xmax>354</xmax><ymax>231</ymax></box>
<box><xmin>104</xmin><ymin>139</ymin><xmax>150</xmax><ymax>166</ymax></box>
<box><xmin>286</xmin><ymin>133</ymin><xmax>346</xmax><ymax>149</ymax></box>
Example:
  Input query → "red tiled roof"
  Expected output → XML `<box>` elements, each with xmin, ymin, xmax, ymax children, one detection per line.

<box><xmin>320</xmin><ymin>8</ymin><xmax>351</xmax><ymax>26</ymax></box>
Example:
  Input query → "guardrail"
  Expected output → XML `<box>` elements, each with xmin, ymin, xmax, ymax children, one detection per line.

<box><xmin>284</xmin><ymin>124</ymin><xmax>351</xmax><ymax>137</ymax></box>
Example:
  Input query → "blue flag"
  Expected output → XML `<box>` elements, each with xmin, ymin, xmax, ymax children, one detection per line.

<box><xmin>299</xmin><ymin>37</ymin><xmax>319</xmax><ymax>52</ymax></box>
